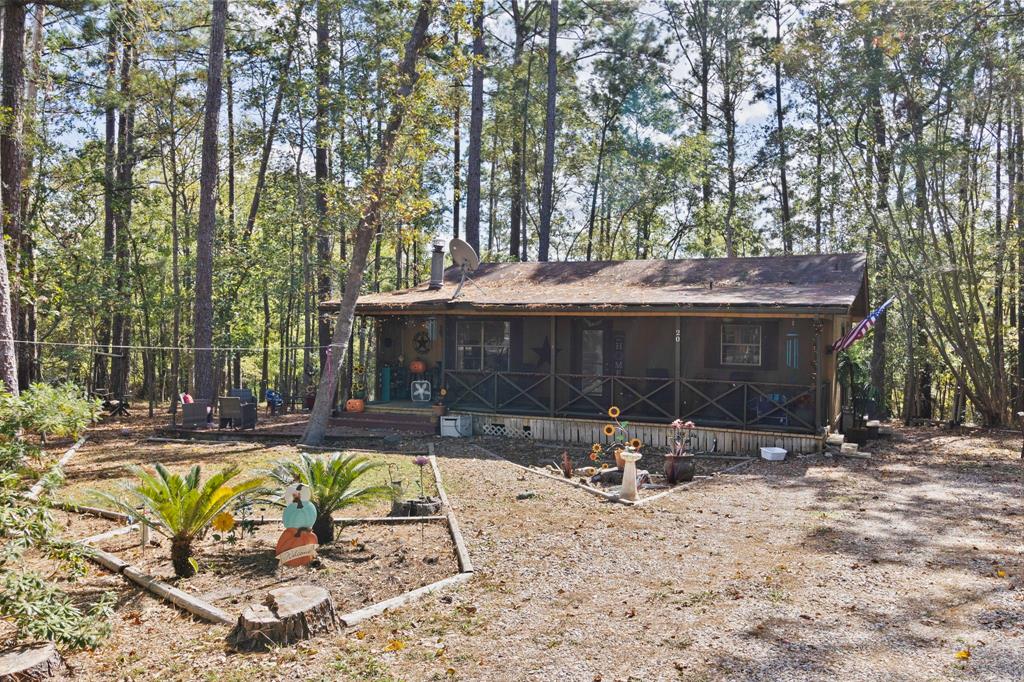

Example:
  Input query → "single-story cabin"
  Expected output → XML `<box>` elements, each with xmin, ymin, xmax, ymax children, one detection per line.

<box><xmin>324</xmin><ymin>249</ymin><xmax>868</xmax><ymax>455</ymax></box>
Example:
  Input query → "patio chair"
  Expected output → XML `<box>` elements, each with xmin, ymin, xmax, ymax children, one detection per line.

<box><xmin>181</xmin><ymin>399</ymin><xmax>210</xmax><ymax>428</ymax></box>
<box><xmin>229</xmin><ymin>387</ymin><xmax>255</xmax><ymax>404</ymax></box>
<box><xmin>219</xmin><ymin>396</ymin><xmax>257</xmax><ymax>430</ymax></box>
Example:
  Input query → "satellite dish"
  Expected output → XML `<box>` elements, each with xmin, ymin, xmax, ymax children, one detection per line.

<box><xmin>448</xmin><ymin>238</ymin><xmax>480</xmax><ymax>300</ymax></box>
<box><xmin>449</xmin><ymin>238</ymin><xmax>480</xmax><ymax>272</ymax></box>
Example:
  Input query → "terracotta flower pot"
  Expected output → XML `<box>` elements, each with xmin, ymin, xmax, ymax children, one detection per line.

<box><xmin>613</xmin><ymin>448</ymin><xmax>626</xmax><ymax>470</ymax></box>
<box><xmin>664</xmin><ymin>453</ymin><xmax>696</xmax><ymax>485</ymax></box>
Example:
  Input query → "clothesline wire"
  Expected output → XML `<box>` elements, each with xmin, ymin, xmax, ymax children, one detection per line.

<box><xmin>0</xmin><ymin>338</ymin><xmax>356</xmax><ymax>354</ymax></box>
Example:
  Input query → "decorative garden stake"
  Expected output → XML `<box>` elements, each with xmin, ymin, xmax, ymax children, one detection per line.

<box><xmin>619</xmin><ymin>448</ymin><xmax>642</xmax><ymax>501</ymax></box>
<box><xmin>276</xmin><ymin>483</ymin><xmax>319</xmax><ymax>568</ymax></box>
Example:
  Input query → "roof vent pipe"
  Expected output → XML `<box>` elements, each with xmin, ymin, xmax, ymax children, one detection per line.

<box><xmin>428</xmin><ymin>238</ymin><xmax>445</xmax><ymax>290</ymax></box>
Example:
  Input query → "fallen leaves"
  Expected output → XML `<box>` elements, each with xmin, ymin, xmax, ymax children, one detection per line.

<box><xmin>383</xmin><ymin>639</ymin><xmax>405</xmax><ymax>652</ymax></box>
<box><xmin>954</xmin><ymin>649</ymin><xmax>971</xmax><ymax>661</ymax></box>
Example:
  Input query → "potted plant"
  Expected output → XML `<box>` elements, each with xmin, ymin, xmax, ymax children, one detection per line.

<box><xmin>432</xmin><ymin>387</ymin><xmax>447</xmax><ymax>418</ymax></box>
<box><xmin>665</xmin><ymin>419</ymin><xmax>697</xmax><ymax>484</ymax></box>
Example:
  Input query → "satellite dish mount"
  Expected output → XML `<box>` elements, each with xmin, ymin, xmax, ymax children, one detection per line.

<box><xmin>448</xmin><ymin>238</ymin><xmax>480</xmax><ymax>300</ymax></box>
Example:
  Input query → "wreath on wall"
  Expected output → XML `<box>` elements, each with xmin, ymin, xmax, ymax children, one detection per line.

<box><xmin>413</xmin><ymin>330</ymin><xmax>431</xmax><ymax>354</ymax></box>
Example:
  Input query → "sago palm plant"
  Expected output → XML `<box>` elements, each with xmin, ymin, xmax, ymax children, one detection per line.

<box><xmin>267</xmin><ymin>452</ymin><xmax>394</xmax><ymax>543</ymax></box>
<box><xmin>96</xmin><ymin>463</ymin><xmax>264</xmax><ymax>578</ymax></box>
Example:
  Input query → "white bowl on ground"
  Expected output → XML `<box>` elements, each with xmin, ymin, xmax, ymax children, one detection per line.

<box><xmin>760</xmin><ymin>446</ymin><xmax>787</xmax><ymax>461</ymax></box>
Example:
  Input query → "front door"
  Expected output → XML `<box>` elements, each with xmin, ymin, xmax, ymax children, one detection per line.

<box><xmin>581</xmin><ymin>328</ymin><xmax>605</xmax><ymax>397</ymax></box>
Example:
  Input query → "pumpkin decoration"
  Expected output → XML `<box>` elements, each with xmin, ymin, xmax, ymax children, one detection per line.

<box><xmin>346</xmin><ymin>398</ymin><xmax>365</xmax><ymax>413</ymax></box>
<box><xmin>275</xmin><ymin>529</ymin><xmax>319</xmax><ymax>567</ymax></box>
<box><xmin>409</xmin><ymin>359</ymin><xmax>427</xmax><ymax>374</ymax></box>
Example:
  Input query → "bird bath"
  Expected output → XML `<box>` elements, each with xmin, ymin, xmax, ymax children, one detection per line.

<box><xmin>620</xmin><ymin>449</ymin><xmax>642</xmax><ymax>501</ymax></box>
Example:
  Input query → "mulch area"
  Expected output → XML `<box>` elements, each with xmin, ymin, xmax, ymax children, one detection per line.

<box><xmin>15</xmin><ymin>416</ymin><xmax>1024</xmax><ymax>681</ymax></box>
<box><xmin>94</xmin><ymin>521</ymin><xmax>458</xmax><ymax>617</ymax></box>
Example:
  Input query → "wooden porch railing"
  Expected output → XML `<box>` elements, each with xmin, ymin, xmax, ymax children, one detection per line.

<box><xmin>443</xmin><ymin>369</ymin><xmax>819</xmax><ymax>434</ymax></box>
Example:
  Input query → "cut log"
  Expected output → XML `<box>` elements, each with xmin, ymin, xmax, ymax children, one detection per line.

<box><xmin>0</xmin><ymin>643</ymin><xmax>67</xmax><ymax>681</ymax></box>
<box><xmin>228</xmin><ymin>584</ymin><xmax>338</xmax><ymax>651</ymax></box>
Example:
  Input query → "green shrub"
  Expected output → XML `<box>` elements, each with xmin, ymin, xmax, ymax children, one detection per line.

<box><xmin>0</xmin><ymin>383</ymin><xmax>100</xmax><ymax>472</ymax></box>
<box><xmin>266</xmin><ymin>452</ymin><xmax>395</xmax><ymax>544</ymax></box>
<box><xmin>94</xmin><ymin>463</ymin><xmax>265</xmax><ymax>578</ymax></box>
<box><xmin>0</xmin><ymin>472</ymin><xmax>113</xmax><ymax>650</ymax></box>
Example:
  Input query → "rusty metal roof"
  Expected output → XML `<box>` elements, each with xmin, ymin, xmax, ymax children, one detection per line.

<box><xmin>336</xmin><ymin>253</ymin><xmax>867</xmax><ymax>315</ymax></box>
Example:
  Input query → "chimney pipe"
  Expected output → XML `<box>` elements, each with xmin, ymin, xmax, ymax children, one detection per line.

<box><xmin>428</xmin><ymin>238</ymin><xmax>445</xmax><ymax>290</ymax></box>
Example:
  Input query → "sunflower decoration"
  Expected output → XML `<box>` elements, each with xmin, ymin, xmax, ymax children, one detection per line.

<box><xmin>589</xmin><ymin>452</ymin><xmax>598</xmax><ymax>461</ymax></box>
<box><xmin>607</xmin><ymin>406</ymin><xmax>620</xmax><ymax>419</ymax></box>
<box><xmin>212</xmin><ymin>511</ymin><xmax>235</xmax><ymax>533</ymax></box>
<box><xmin>629</xmin><ymin>438</ymin><xmax>642</xmax><ymax>450</ymax></box>
<box><xmin>591</xmin><ymin>443</ymin><xmax>602</xmax><ymax>453</ymax></box>
<box><xmin>602</xmin><ymin>423</ymin><xmax>616</xmax><ymax>437</ymax></box>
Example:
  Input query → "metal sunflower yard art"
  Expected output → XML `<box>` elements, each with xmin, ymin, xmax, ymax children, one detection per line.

<box><xmin>589</xmin><ymin>406</ymin><xmax>642</xmax><ymax>470</ymax></box>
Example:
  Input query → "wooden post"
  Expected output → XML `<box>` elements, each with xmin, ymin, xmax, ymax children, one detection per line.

<box><xmin>814</xmin><ymin>317</ymin><xmax>823</xmax><ymax>434</ymax></box>
<box><xmin>549</xmin><ymin>316</ymin><xmax>555</xmax><ymax>416</ymax></box>
<box><xmin>674</xmin><ymin>317</ymin><xmax>681</xmax><ymax>418</ymax></box>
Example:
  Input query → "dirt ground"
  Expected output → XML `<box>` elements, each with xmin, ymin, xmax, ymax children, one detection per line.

<box><xmin>21</xmin><ymin>421</ymin><xmax>1024</xmax><ymax>681</ymax></box>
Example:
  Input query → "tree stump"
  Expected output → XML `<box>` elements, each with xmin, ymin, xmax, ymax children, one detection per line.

<box><xmin>228</xmin><ymin>584</ymin><xmax>338</xmax><ymax>651</ymax></box>
<box><xmin>0</xmin><ymin>643</ymin><xmax>68</xmax><ymax>681</ymax></box>
<box><xmin>389</xmin><ymin>496</ymin><xmax>441</xmax><ymax>517</ymax></box>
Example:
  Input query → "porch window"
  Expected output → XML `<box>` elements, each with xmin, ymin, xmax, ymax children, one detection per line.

<box><xmin>721</xmin><ymin>324</ymin><xmax>761</xmax><ymax>366</ymax></box>
<box><xmin>456</xmin><ymin>320</ymin><xmax>510</xmax><ymax>371</ymax></box>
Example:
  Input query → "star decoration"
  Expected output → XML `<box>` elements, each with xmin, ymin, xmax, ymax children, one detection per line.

<box><xmin>531</xmin><ymin>336</ymin><xmax>562</xmax><ymax>368</ymax></box>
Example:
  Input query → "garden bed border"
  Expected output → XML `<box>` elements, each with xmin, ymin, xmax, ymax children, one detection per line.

<box><xmin>62</xmin><ymin>449</ymin><xmax>475</xmax><ymax>635</ymax></box>
<box><xmin>473</xmin><ymin>444</ymin><xmax>755</xmax><ymax>507</ymax></box>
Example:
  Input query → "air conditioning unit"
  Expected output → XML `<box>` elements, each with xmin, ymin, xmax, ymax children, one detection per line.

<box><xmin>440</xmin><ymin>414</ymin><xmax>473</xmax><ymax>438</ymax></box>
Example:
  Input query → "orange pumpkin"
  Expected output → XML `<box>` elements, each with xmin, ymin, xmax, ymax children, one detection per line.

<box><xmin>275</xmin><ymin>529</ymin><xmax>319</xmax><ymax>567</ymax></box>
<box><xmin>345</xmin><ymin>398</ymin><xmax>365</xmax><ymax>413</ymax></box>
<box><xmin>409</xmin><ymin>359</ymin><xmax>427</xmax><ymax>374</ymax></box>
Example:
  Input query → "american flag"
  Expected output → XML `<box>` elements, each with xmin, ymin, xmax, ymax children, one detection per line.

<box><xmin>831</xmin><ymin>296</ymin><xmax>896</xmax><ymax>353</ymax></box>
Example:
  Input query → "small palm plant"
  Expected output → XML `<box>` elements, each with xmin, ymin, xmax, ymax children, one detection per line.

<box><xmin>95</xmin><ymin>463</ymin><xmax>264</xmax><ymax>578</ymax></box>
<box><xmin>267</xmin><ymin>452</ymin><xmax>395</xmax><ymax>544</ymax></box>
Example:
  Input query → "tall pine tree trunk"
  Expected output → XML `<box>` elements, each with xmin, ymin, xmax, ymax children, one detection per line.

<box><xmin>537</xmin><ymin>0</ymin><xmax>557</xmax><ymax>261</ymax></box>
<box><xmin>302</xmin><ymin>0</ymin><xmax>434</xmax><ymax>446</ymax></box>
<box><xmin>0</xmin><ymin>2</ymin><xmax>26</xmax><ymax>395</ymax></box>
<box><xmin>315</xmin><ymin>0</ymin><xmax>332</xmax><ymax>378</ymax></box>
<box><xmin>192</xmin><ymin>0</ymin><xmax>228</xmax><ymax>401</ymax></box>
<box><xmin>464</xmin><ymin>1</ymin><xmax>484</xmax><ymax>252</ymax></box>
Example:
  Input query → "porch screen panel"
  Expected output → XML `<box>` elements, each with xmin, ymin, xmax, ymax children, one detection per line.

<box><xmin>456</xmin><ymin>320</ymin><xmax>510</xmax><ymax>371</ymax></box>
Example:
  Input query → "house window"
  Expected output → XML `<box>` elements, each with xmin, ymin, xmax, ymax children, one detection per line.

<box><xmin>456</xmin><ymin>320</ymin><xmax>510</xmax><ymax>372</ymax></box>
<box><xmin>721</xmin><ymin>324</ymin><xmax>761</xmax><ymax>366</ymax></box>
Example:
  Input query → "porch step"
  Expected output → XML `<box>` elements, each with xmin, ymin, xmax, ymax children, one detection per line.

<box><xmin>825</xmin><ymin>433</ymin><xmax>845</xmax><ymax>447</ymax></box>
<box><xmin>329</xmin><ymin>410</ymin><xmax>436</xmax><ymax>434</ymax></box>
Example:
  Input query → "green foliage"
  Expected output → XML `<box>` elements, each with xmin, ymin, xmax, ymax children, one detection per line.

<box><xmin>93</xmin><ymin>463</ymin><xmax>265</xmax><ymax>577</ymax></box>
<box><xmin>0</xmin><ymin>571</ymin><xmax>114</xmax><ymax>650</ymax></box>
<box><xmin>0</xmin><ymin>473</ymin><xmax>112</xmax><ymax>650</ymax></box>
<box><xmin>96</xmin><ymin>463</ymin><xmax>265</xmax><ymax>541</ymax></box>
<box><xmin>267</xmin><ymin>452</ymin><xmax>395</xmax><ymax>520</ymax></box>
<box><xmin>0</xmin><ymin>383</ymin><xmax>100</xmax><ymax>443</ymax></box>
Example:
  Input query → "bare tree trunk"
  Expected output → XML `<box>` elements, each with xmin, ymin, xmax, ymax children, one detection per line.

<box><xmin>302</xmin><ymin>0</ymin><xmax>434</xmax><ymax>446</ymax></box>
<box><xmin>452</xmin><ymin>38</ymin><xmax>461</xmax><ymax>240</ymax></box>
<box><xmin>192</xmin><ymin>0</ymin><xmax>228</xmax><ymax>401</ymax></box>
<box><xmin>464</xmin><ymin>2</ymin><xmax>484</xmax><ymax>252</ymax></box>
<box><xmin>95</xmin><ymin>10</ymin><xmax>118</xmax><ymax>391</ymax></box>
<box><xmin>0</xmin><ymin>2</ymin><xmax>26</xmax><ymax>394</ymax></box>
<box><xmin>771</xmin><ymin>0</ymin><xmax>792</xmax><ymax>254</ymax></box>
<box><xmin>865</xmin><ymin>33</ymin><xmax>890</xmax><ymax>418</ymax></box>
<box><xmin>111</xmin><ymin>5</ymin><xmax>138</xmax><ymax>399</ymax></box>
<box><xmin>17</xmin><ymin>5</ymin><xmax>43</xmax><ymax>386</ymax></box>
<box><xmin>537</xmin><ymin>0</ymin><xmax>557</xmax><ymax>262</ymax></box>
<box><xmin>585</xmin><ymin>119</ymin><xmax>609</xmax><ymax>261</ymax></box>
<box><xmin>315</xmin><ymin>0</ymin><xmax>333</xmax><ymax>380</ymax></box>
